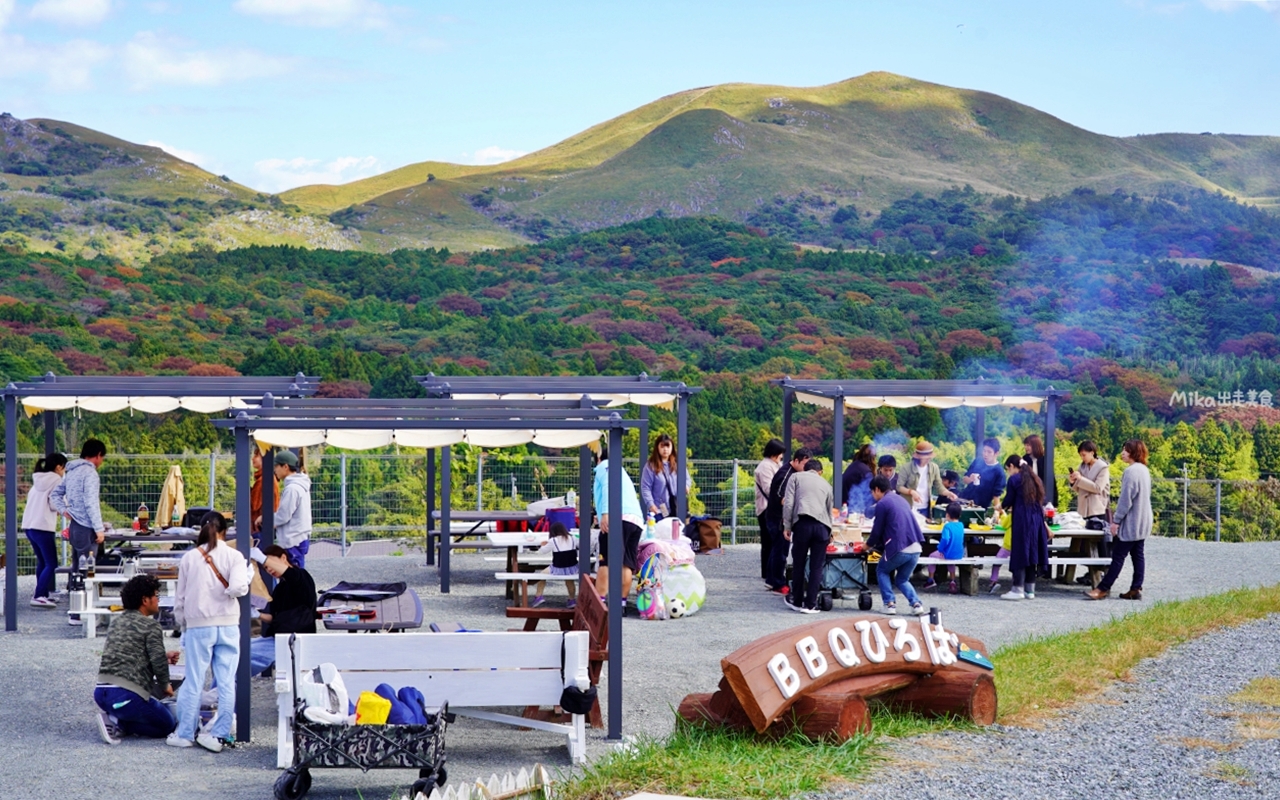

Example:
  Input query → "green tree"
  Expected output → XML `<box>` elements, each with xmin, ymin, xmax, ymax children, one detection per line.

<box><xmin>1165</xmin><ymin>422</ymin><xmax>1201</xmax><ymax>478</ymax></box>
<box><xmin>1197</xmin><ymin>419</ymin><xmax>1232</xmax><ymax>479</ymax></box>
<box><xmin>1254</xmin><ymin>421</ymin><xmax>1280</xmax><ymax>478</ymax></box>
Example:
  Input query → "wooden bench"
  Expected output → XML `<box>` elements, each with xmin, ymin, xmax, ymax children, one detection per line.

<box><xmin>508</xmin><ymin>581</ymin><xmax>609</xmax><ymax>729</ymax></box>
<box><xmin>274</xmin><ymin>629</ymin><xmax>591</xmax><ymax>765</ymax></box>
<box><xmin>916</xmin><ymin>557</ymin><xmax>1008</xmax><ymax>596</ymax></box>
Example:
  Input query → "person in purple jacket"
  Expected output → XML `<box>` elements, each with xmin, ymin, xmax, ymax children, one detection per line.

<box><xmin>639</xmin><ymin>434</ymin><xmax>691</xmax><ymax>521</ymax></box>
<box><xmin>867</xmin><ymin>476</ymin><xmax>927</xmax><ymax>616</ymax></box>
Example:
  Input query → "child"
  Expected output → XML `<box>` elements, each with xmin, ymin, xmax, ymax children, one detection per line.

<box><xmin>532</xmin><ymin>522</ymin><xmax>578</xmax><ymax>608</ymax></box>
<box><xmin>924</xmin><ymin>502</ymin><xmax>965</xmax><ymax>593</ymax></box>
<box><xmin>988</xmin><ymin>455</ymin><xmax>1021</xmax><ymax>594</ymax></box>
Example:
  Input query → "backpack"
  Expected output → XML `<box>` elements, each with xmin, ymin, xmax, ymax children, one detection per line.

<box><xmin>682</xmin><ymin>515</ymin><xmax>722</xmax><ymax>552</ymax></box>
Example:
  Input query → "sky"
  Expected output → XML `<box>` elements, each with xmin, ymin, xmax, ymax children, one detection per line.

<box><xmin>1</xmin><ymin>0</ymin><xmax>1278</xmax><ymax>193</ymax></box>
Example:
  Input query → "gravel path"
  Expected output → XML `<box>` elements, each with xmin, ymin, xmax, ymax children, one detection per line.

<box><xmin>2</xmin><ymin>536</ymin><xmax>1278</xmax><ymax>800</ymax></box>
<box><xmin>818</xmin><ymin>615</ymin><xmax>1280</xmax><ymax>800</ymax></box>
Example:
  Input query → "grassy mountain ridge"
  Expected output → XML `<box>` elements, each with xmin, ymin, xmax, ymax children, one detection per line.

<box><xmin>310</xmin><ymin>72</ymin><xmax>1280</xmax><ymax>244</ymax></box>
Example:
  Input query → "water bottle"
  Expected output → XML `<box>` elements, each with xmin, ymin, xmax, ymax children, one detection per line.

<box><xmin>171</xmin><ymin>507</ymin><xmax>180</xmax><ymax>528</ymax></box>
<box><xmin>841</xmin><ymin>503</ymin><xmax>849</xmax><ymax>524</ymax></box>
<box><xmin>78</xmin><ymin>554</ymin><xmax>88</xmax><ymax>574</ymax></box>
<box><xmin>566</xmin><ymin>489</ymin><xmax>576</xmax><ymax>508</ymax></box>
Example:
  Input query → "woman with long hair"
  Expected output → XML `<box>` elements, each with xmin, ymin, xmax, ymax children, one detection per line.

<box><xmin>639</xmin><ymin>433</ymin><xmax>691</xmax><ymax>520</ymax></box>
<box><xmin>22</xmin><ymin>452</ymin><xmax>67</xmax><ymax>608</ymax></box>
<box><xmin>999</xmin><ymin>455</ymin><xmax>1050</xmax><ymax>601</ymax></box>
<box><xmin>170</xmin><ymin>511</ymin><xmax>249</xmax><ymax>752</ymax></box>
<box><xmin>1087</xmin><ymin>440</ymin><xmax>1152</xmax><ymax>601</ymax></box>
<box><xmin>1022</xmin><ymin>434</ymin><xmax>1049</xmax><ymax>488</ymax></box>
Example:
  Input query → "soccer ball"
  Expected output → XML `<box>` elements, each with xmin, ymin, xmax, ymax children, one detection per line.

<box><xmin>667</xmin><ymin>598</ymin><xmax>687</xmax><ymax>618</ymax></box>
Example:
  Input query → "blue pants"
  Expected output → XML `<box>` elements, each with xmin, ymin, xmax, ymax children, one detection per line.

<box><xmin>877</xmin><ymin>550</ymin><xmax>922</xmax><ymax>608</ymax></box>
<box><xmin>175</xmin><ymin>625</ymin><xmax>239</xmax><ymax>741</ymax></box>
<box><xmin>1099</xmin><ymin>538</ymin><xmax>1145</xmax><ymax>592</ymax></box>
<box><xmin>94</xmin><ymin>686</ymin><xmax>176</xmax><ymax>738</ymax></box>
<box><xmin>25</xmin><ymin>529</ymin><xmax>57</xmax><ymax>599</ymax></box>
<box><xmin>285</xmin><ymin>539</ymin><xmax>310</xmax><ymax>570</ymax></box>
<box><xmin>250</xmin><ymin>637</ymin><xmax>276</xmax><ymax>676</ymax></box>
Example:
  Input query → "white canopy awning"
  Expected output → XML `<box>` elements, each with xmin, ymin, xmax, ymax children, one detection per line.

<box><xmin>22</xmin><ymin>396</ymin><xmax>252</xmax><ymax>415</ymax></box>
<box><xmin>452</xmin><ymin>392</ymin><xmax>675</xmax><ymax>409</ymax></box>
<box><xmin>250</xmin><ymin>427</ymin><xmax>604</xmax><ymax>451</ymax></box>
<box><xmin>796</xmin><ymin>393</ymin><xmax>1045</xmax><ymax>413</ymax></box>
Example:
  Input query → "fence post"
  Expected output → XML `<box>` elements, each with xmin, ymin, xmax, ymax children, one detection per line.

<box><xmin>1215</xmin><ymin>479</ymin><xmax>1222</xmax><ymax>543</ymax></box>
<box><xmin>730</xmin><ymin>459</ymin><xmax>739</xmax><ymax>546</ymax></box>
<box><xmin>1181</xmin><ymin>464</ymin><xmax>1188</xmax><ymax>539</ymax></box>
<box><xmin>476</xmin><ymin>453</ymin><xmax>484</xmax><ymax>511</ymax></box>
<box><xmin>511</xmin><ymin>474</ymin><xmax>517</xmax><ymax>504</ymax></box>
<box><xmin>340</xmin><ymin>453</ymin><xmax>348</xmax><ymax>557</ymax></box>
<box><xmin>207</xmin><ymin>452</ymin><xmax>217</xmax><ymax>508</ymax></box>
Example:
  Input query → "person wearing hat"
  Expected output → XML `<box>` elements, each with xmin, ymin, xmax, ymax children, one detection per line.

<box><xmin>270</xmin><ymin>449</ymin><xmax>313</xmax><ymax>568</ymax></box>
<box><xmin>897</xmin><ymin>441</ymin><xmax>957</xmax><ymax>517</ymax></box>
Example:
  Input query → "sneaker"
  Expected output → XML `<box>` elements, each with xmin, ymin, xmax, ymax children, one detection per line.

<box><xmin>786</xmin><ymin>598</ymin><xmax>817</xmax><ymax>614</ymax></box>
<box><xmin>883</xmin><ymin>604</ymin><xmax>897</xmax><ymax>615</ymax></box>
<box><xmin>922</xmin><ymin>579</ymin><xmax>938</xmax><ymax>591</ymax></box>
<box><xmin>988</xmin><ymin>582</ymin><xmax>1002</xmax><ymax>595</ymax></box>
<box><xmin>196</xmin><ymin>732</ymin><xmax>223</xmax><ymax>753</ymax></box>
<box><xmin>30</xmin><ymin>597</ymin><xmax>56</xmax><ymax>608</ymax></box>
<box><xmin>948</xmin><ymin>581</ymin><xmax>959</xmax><ymax>594</ymax></box>
<box><xmin>531</xmin><ymin>595</ymin><xmax>546</xmax><ymax>608</ymax></box>
<box><xmin>1001</xmin><ymin>589</ymin><xmax>1025</xmax><ymax>601</ymax></box>
<box><xmin>68</xmin><ymin>615</ymin><xmax>82</xmax><ymax>625</ymax></box>
<box><xmin>566</xmin><ymin>599</ymin><xmax>576</xmax><ymax>609</ymax></box>
<box><xmin>166</xmin><ymin>733</ymin><xmax>193</xmax><ymax>748</ymax></box>
<box><xmin>96</xmin><ymin>711</ymin><xmax>121</xmax><ymax>745</ymax></box>
<box><xmin>909</xmin><ymin>604</ymin><xmax>928</xmax><ymax>616</ymax></box>
<box><xmin>768</xmin><ymin>585</ymin><xmax>790</xmax><ymax>596</ymax></box>
<box><xmin>1025</xmin><ymin>591</ymin><xmax>1035</xmax><ymax>600</ymax></box>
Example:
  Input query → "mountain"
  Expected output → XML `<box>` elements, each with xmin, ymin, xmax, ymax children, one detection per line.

<box><xmin>283</xmin><ymin>72</ymin><xmax>1280</xmax><ymax>245</ymax></box>
<box><xmin>4</xmin><ymin>72</ymin><xmax>1280</xmax><ymax>257</ymax></box>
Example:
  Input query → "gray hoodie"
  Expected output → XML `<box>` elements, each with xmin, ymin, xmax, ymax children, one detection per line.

<box><xmin>50</xmin><ymin>458</ymin><xmax>103</xmax><ymax>532</ymax></box>
<box><xmin>273</xmin><ymin>472</ymin><xmax>313</xmax><ymax>548</ymax></box>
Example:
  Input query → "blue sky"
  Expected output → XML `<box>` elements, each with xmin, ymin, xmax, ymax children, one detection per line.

<box><xmin>1</xmin><ymin>0</ymin><xmax>1278</xmax><ymax>193</ymax></box>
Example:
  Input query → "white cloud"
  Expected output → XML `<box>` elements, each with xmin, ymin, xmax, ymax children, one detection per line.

<box><xmin>0</xmin><ymin>32</ymin><xmax>111</xmax><ymax>89</ymax></box>
<box><xmin>233</xmin><ymin>0</ymin><xmax>390</xmax><ymax>28</ymax></box>
<box><xmin>29</xmin><ymin>0</ymin><xmax>111</xmax><ymax>27</ymax></box>
<box><xmin>461</xmin><ymin>146</ymin><xmax>529</xmax><ymax>166</ymax></box>
<box><xmin>123</xmin><ymin>31</ymin><xmax>296</xmax><ymax>89</ymax></box>
<box><xmin>253</xmin><ymin>154</ymin><xmax>381</xmax><ymax>192</ymax></box>
<box><xmin>0</xmin><ymin>0</ymin><xmax>15</xmax><ymax>30</ymax></box>
<box><xmin>1200</xmin><ymin>0</ymin><xmax>1280</xmax><ymax>11</ymax></box>
<box><xmin>145</xmin><ymin>139</ymin><xmax>207</xmax><ymax>167</ymax></box>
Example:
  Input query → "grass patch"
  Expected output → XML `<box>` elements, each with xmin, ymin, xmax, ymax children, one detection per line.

<box><xmin>992</xmin><ymin>583</ymin><xmax>1280</xmax><ymax>724</ymax></box>
<box><xmin>1229</xmin><ymin>676</ymin><xmax>1280</xmax><ymax>708</ymax></box>
<box><xmin>557</xmin><ymin>721</ymin><xmax>876</xmax><ymax>800</ymax></box>
<box><xmin>1205</xmin><ymin>760</ymin><xmax>1255</xmax><ymax>786</ymax></box>
<box><xmin>868</xmin><ymin>706</ymin><xmax>978</xmax><ymax>739</ymax></box>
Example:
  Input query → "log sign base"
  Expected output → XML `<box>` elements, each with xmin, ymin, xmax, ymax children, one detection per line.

<box><xmin>677</xmin><ymin>613</ymin><xmax>996</xmax><ymax>741</ymax></box>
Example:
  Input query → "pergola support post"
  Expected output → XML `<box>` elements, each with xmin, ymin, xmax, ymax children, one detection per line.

<box><xmin>440</xmin><ymin>444</ymin><xmax>452</xmax><ymax>593</ymax></box>
<box><xmin>578</xmin><ymin>396</ymin><xmax>594</xmax><ymax>571</ymax></box>
<box><xmin>676</xmin><ymin>390</ymin><xmax>689</xmax><ymax>519</ymax></box>
<box><xmin>260</xmin><ymin>393</ymin><xmax>276</xmax><ymax>548</ymax></box>
<box><xmin>234</xmin><ymin>420</ymin><xmax>253</xmax><ymax>743</ymax></box>
<box><xmin>43</xmin><ymin>410</ymin><xmax>57</xmax><ymax>455</ymax></box>
<box><xmin>425</xmin><ymin>448</ymin><xmax>436</xmax><ymax>566</ymax></box>
<box><xmin>4</xmin><ymin>390</ymin><xmax>18</xmax><ymax>631</ymax></box>
<box><xmin>832</xmin><ymin>390</ymin><xmax>845</xmax><ymax>506</ymax></box>
<box><xmin>782</xmin><ymin>388</ymin><xmax>794</xmax><ymax>459</ymax></box>
<box><xmin>606</xmin><ymin>420</ymin><xmax>624</xmax><ymax>740</ymax></box>
<box><xmin>973</xmin><ymin>408</ymin><xmax>986</xmax><ymax>454</ymax></box>
<box><xmin>1045</xmin><ymin>393</ymin><xmax>1058</xmax><ymax>507</ymax></box>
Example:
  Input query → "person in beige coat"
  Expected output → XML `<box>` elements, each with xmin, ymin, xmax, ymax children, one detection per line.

<box><xmin>1068</xmin><ymin>441</ymin><xmax>1110</xmax><ymax>520</ymax></box>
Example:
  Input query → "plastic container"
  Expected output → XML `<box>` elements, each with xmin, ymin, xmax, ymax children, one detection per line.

<box><xmin>544</xmin><ymin>507</ymin><xmax>576</xmax><ymax>532</ymax></box>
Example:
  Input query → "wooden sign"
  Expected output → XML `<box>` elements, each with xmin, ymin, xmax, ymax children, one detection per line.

<box><xmin>693</xmin><ymin>613</ymin><xmax>994</xmax><ymax>734</ymax></box>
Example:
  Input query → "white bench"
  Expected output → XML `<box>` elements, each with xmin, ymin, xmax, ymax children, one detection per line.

<box><xmin>274</xmin><ymin>630</ymin><xmax>590</xmax><ymax>765</ymax></box>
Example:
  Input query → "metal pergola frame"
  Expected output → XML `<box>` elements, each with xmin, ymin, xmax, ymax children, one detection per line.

<box><xmin>772</xmin><ymin>378</ymin><xmax>1070</xmax><ymax>506</ymax></box>
<box><xmin>215</xmin><ymin>403</ymin><xmax>643</xmax><ymax>741</ymax></box>
<box><xmin>417</xmin><ymin>373</ymin><xmax>702</xmax><ymax>542</ymax></box>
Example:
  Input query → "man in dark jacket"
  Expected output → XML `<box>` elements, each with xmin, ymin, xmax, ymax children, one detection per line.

<box><xmin>249</xmin><ymin>545</ymin><xmax>317</xmax><ymax>675</ymax></box>
<box><xmin>94</xmin><ymin>574</ymin><xmax>180</xmax><ymax>744</ymax></box>
<box><xmin>867</xmin><ymin>476</ymin><xmax>927</xmax><ymax>616</ymax></box>
<box><xmin>763</xmin><ymin>447</ymin><xmax>810</xmax><ymax>593</ymax></box>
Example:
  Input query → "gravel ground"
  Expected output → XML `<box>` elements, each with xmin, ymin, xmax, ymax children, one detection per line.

<box><xmin>2</xmin><ymin>536</ymin><xmax>1279</xmax><ymax>800</ymax></box>
<box><xmin>818</xmin><ymin>615</ymin><xmax>1280</xmax><ymax>800</ymax></box>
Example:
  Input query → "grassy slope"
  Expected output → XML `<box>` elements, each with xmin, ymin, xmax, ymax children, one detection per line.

<box><xmin>319</xmin><ymin>72</ymin><xmax>1280</xmax><ymax>241</ymax></box>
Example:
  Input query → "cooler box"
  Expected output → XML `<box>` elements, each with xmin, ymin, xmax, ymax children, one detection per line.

<box><xmin>544</xmin><ymin>507</ymin><xmax>577</xmax><ymax>531</ymax></box>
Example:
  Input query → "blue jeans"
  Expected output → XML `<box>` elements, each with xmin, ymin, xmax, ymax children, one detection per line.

<box><xmin>250</xmin><ymin>637</ymin><xmax>276</xmax><ymax>676</ymax></box>
<box><xmin>877</xmin><ymin>550</ymin><xmax>922</xmax><ymax>608</ymax></box>
<box><xmin>25</xmin><ymin>529</ymin><xmax>57</xmax><ymax>599</ymax></box>
<box><xmin>285</xmin><ymin>539</ymin><xmax>310</xmax><ymax>570</ymax></box>
<box><xmin>175</xmin><ymin>625</ymin><xmax>239</xmax><ymax>740</ymax></box>
<box><xmin>94</xmin><ymin>685</ymin><xmax>176</xmax><ymax>738</ymax></box>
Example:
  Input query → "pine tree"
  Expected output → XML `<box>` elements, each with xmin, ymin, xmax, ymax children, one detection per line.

<box><xmin>1198</xmin><ymin>419</ymin><xmax>1232</xmax><ymax>479</ymax></box>
<box><xmin>1253</xmin><ymin>421</ymin><xmax>1280</xmax><ymax>478</ymax></box>
<box><xmin>1166</xmin><ymin>422</ymin><xmax>1202</xmax><ymax>478</ymax></box>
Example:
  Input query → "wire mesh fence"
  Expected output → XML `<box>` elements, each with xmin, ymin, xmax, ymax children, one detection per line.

<box><xmin>3</xmin><ymin>454</ymin><xmax>1277</xmax><ymax>576</ymax></box>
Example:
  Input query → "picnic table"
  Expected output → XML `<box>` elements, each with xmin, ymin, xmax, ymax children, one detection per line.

<box><xmin>70</xmin><ymin>572</ymin><xmax>178</xmax><ymax>639</ymax></box>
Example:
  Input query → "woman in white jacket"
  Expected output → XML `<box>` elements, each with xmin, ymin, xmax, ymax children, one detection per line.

<box><xmin>169</xmin><ymin>511</ymin><xmax>249</xmax><ymax>752</ymax></box>
<box><xmin>22</xmin><ymin>453</ymin><xmax>66</xmax><ymax>608</ymax></box>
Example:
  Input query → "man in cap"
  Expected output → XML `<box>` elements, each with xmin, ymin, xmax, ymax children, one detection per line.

<box><xmin>897</xmin><ymin>440</ymin><xmax>957</xmax><ymax>518</ymax></box>
<box><xmin>270</xmin><ymin>450</ymin><xmax>313</xmax><ymax>568</ymax></box>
